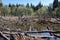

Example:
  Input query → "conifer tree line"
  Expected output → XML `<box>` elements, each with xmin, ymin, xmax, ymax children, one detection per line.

<box><xmin>0</xmin><ymin>0</ymin><xmax>60</xmax><ymax>18</ymax></box>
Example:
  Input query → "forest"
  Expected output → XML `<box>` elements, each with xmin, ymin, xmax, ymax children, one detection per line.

<box><xmin>0</xmin><ymin>0</ymin><xmax>60</xmax><ymax>17</ymax></box>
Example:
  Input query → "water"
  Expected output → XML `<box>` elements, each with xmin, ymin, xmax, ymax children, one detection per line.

<box><xmin>0</xmin><ymin>38</ymin><xmax>5</xmax><ymax>40</ymax></box>
<box><xmin>10</xmin><ymin>35</ymin><xmax>14</xmax><ymax>40</ymax></box>
<box><xmin>28</xmin><ymin>33</ymin><xmax>60</xmax><ymax>40</ymax></box>
<box><xmin>9</xmin><ymin>32</ymin><xmax>60</xmax><ymax>40</ymax></box>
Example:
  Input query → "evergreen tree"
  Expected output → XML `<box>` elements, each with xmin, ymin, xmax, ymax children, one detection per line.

<box><xmin>0</xmin><ymin>0</ymin><xmax>2</xmax><ymax>7</ymax></box>
<box><xmin>26</xmin><ymin>3</ymin><xmax>29</xmax><ymax>8</ymax></box>
<box><xmin>31</xmin><ymin>3</ymin><xmax>33</xmax><ymax>7</ymax></box>
<box><xmin>58</xmin><ymin>2</ymin><xmax>60</xmax><ymax>7</ymax></box>
<box><xmin>53</xmin><ymin>0</ymin><xmax>58</xmax><ymax>10</ymax></box>
<box><xmin>35</xmin><ymin>2</ymin><xmax>42</xmax><ymax>10</ymax></box>
<box><xmin>30</xmin><ymin>2</ymin><xmax>42</xmax><ymax>11</ymax></box>
<box><xmin>16</xmin><ymin>4</ymin><xmax>19</xmax><ymax>7</ymax></box>
<box><xmin>12</xmin><ymin>4</ymin><xmax>15</xmax><ymax>7</ymax></box>
<box><xmin>30</xmin><ymin>3</ymin><xmax>36</xmax><ymax>11</ymax></box>
<box><xmin>9</xmin><ymin>4</ymin><xmax>11</xmax><ymax>7</ymax></box>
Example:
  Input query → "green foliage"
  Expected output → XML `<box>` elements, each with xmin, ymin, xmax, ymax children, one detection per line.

<box><xmin>58</xmin><ymin>2</ymin><xmax>60</xmax><ymax>7</ymax></box>
<box><xmin>16</xmin><ymin>4</ymin><xmax>19</xmax><ymax>7</ymax></box>
<box><xmin>35</xmin><ymin>2</ymin><xmax>43</xmax><ymax>10</ymax></box>
<box><xmin>30</xmin><ymin>2</ymin><xmax>43</xmax><ymax>11</ymax></box>
<box><xmin>0</xmin><ymin>3</ymin><xmax>2</xmax><ymax>7</ymax></box>
<box><xmin>1</xmin><ymin>7</ymin><xmax>11</xmax><ymax>16</ymax></box>
<box><xmin>36</xmin><ymin>7</ymin><xmax>48</xmax><ymax>15</ymax></box>
<box><xmin>9</xmin><ymin>4</ymin><xmax>11</xmax><ymax>7</ymax></box>
<box><xmin>30</xmin><ymin>4</ymin><xmax>35</xmax><ymax>11</ymax></box>
<box><xmin>26</xmin><ymin>3</ymin><xmax>29</xmax><ymax>8</ymax></box>
<box><xmin>0</xmin><ymin>0</ymin><xmax>2</xmax><ymax>7</ymax></box>
<box><xmin>16</xmin><ymin>7</ymin><xmax>33</xmax><ymax>16</ymax></box>
<box><xmin>10</xmin><ymin>7</ymin><xmax>17</xmax><ymax>16</ymax></box>
<box><xmin>55</xmin><ymin>7</ymin><xmax>60</xmax><ymax>17</ymax></box>
<box><xmin>10</xmin><ymin>6</ymin><xmax>33</xmax><ymax>16</ymax></box>
<box><xmin>53</xmin><ymin>0</ymin><xmax>58</xmax><ymax>10</ymax></box>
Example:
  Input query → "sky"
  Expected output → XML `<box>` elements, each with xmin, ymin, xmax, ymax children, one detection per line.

<box><xmin>2</xmin><ymin>0</ymin><xmax>60</xmax><ymax>6</ymax></box>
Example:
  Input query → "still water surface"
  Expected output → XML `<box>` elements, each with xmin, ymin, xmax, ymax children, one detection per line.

<box><xmin>28</xmin><ymin>33</ymin><xmax>60</xmax><ymax>40</ymax></box>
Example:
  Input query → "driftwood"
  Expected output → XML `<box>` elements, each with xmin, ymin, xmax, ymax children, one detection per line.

<box><xmin>11</xmin><ymin>33</ymin><xmax>43</xmax><ymax>40</ymax></box>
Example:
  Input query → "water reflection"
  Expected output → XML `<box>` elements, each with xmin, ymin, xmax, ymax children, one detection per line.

<box><xmin>10</xmin><ymin>35</ymin><xmax>14</xmax><ymax>40</ymax></box>
<box><xmin>0</xmin><ymin>38</ymin><xmax>4</xmax><ymax>40</ymax></box>
<box><xmin>28</xmin><ymin>33</ymin><xmax>60</xmax><ymax>40</ymax></box>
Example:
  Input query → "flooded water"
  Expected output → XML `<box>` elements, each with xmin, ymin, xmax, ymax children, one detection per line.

<box><xmin>10</xmin><ymin>30</ymin><xmax>60</xmax><ymax>40</ymax></box>
<box><xmin>28</xmin><ymin>33</ymin><xmax>60</xmax><ymax>40</ymax></box>
<box><xmin>9</xmin><ymin>32</ymin><xmax>60</xmax><ymax>40</ymax></box>
<box><xmin>0</xmin><ymin>38</ymin><xmax>5</xmax><ymax>40</ymax></box>
<box><xmin>10</xmin><ymin>35</ymin><xmax>14</xmax><ymax>40</ymax></box>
